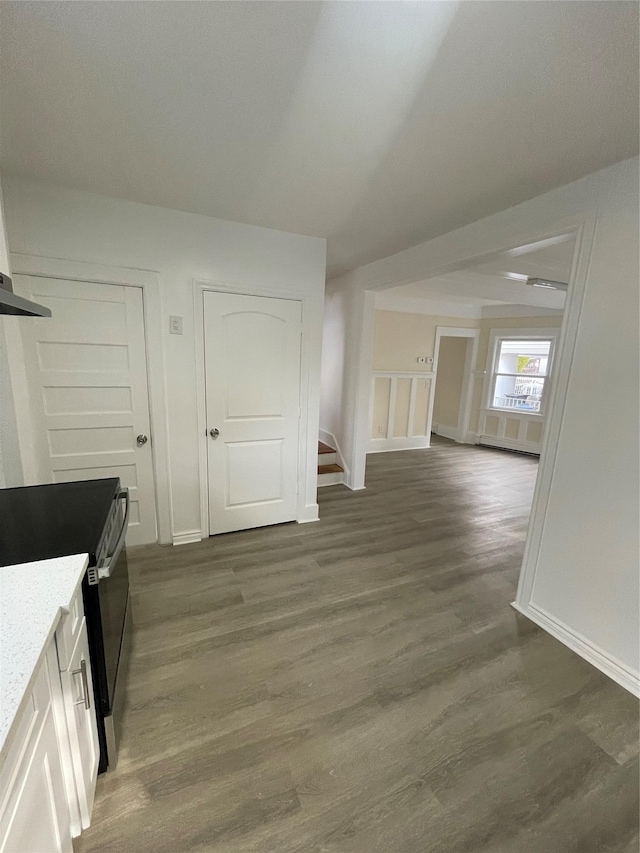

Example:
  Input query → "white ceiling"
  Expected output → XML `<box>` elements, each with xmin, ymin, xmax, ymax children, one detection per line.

<box><xmin>1</xmin><ymin>2</ymin><xmax>638</xmax><ymax>278</ymax></box>
<box><xmin>385</xmin><ymin>234</ymin><xmax>575</xmax><ymax>312</ymax></box>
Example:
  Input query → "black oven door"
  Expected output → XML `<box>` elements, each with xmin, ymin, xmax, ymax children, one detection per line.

<box><xmin>100</xmin><ymin>536</ymin><xmax>130</xmax><ymax>715</ymax></box>
<box><xmin>85</xmin><ymin>489</ymin><xmax>132</xmax><ymax>772</ymax></box>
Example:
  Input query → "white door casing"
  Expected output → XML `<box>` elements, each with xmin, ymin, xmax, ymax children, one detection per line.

<box><xmin>203</xmin><ymin>291</ymin><xmax>302</xmax><ymax>535</ymax></box>
<box><xmin>17</xmin><ymin>275</ymin><xmax>158</xmax><ymax>545</ymax></box>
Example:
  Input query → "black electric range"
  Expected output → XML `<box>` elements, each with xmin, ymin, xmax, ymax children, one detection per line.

<box><xmin>0</xmin><ymin>478</ymin><xmax>132</xmax><ymax>773</ymax></box>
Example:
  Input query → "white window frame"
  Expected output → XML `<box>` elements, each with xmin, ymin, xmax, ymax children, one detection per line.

<box><xmin>484</xmin><ymin>328</ymin><xmax>559</xmax><ymax>418</ymax></box>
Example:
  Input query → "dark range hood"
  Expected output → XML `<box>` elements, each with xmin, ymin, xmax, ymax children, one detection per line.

<box><xmin>0</xmin><ymin>271</ymin><xmax>51</xmax><ymax>317</ymax></box>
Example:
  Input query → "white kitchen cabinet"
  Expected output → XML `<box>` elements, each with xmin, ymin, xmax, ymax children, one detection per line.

<box><xmin>0</xmin><ymin>644</ymin><xmax>73</xmax><ymax>853</ymax></box>
<box><xmin>0</xmin><ymin>582</ymin><xmax>99</xmax><ymax>851</ymax></box>
<box><xmin>57</xmin><ymin>616</ymin><xmax>99</xmax><ymax>832</ymax></box>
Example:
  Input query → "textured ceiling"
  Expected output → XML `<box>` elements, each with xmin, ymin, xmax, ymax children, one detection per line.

<box><xmin>1</xmin><ymin>1</ymin><xmax>638</xmax><ymax>277</ymax></box>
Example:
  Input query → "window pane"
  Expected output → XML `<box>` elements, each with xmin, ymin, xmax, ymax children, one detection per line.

<box><xmin>493</xmin><ymin>375</ymin><xmax>545</xmax><ymax>412</ymax></box>
<box><xmin>496</xmin><ymin>339</ymin><xmax>551</xmax><ymax>376</ymax></box>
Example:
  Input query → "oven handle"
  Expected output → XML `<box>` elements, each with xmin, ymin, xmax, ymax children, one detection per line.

<box><xmin>97</xmin><ymin>488</ymin><xmax>130</xmax><ymax>581</ymax></box>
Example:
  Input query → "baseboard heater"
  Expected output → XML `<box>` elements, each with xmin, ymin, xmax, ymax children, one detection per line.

<box><xmin>477</xmin><ymin>437</ymin><xmax>540</xmax><ymax>458</ymax></box>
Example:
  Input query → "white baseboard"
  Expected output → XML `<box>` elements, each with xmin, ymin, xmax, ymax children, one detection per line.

<box><xmin>172</xmin><ymin>530</ymin><xmax>203</xmax><ymax>546</ymax></box>
<box><xmin>298</xmin><ymin>502</ymin><xmax>320</xmax><ymax>523</ymax></box>
<box><xmin>479</xmin><ymin>435</ymin><xmax>541</xmax><ymax>455</ymax></box>
<box><xmin>512</xmin><ymin>600</ymin><xmax>640</xmax><ymax>697</ymax></box>
<box><xmin>319</xmin><ymin>428</ymin><xmax>350</xmax><ymax>480</ymax></box>
<box><xmin>344</xmin><ymin>472</ymin><xmax>366</xmax><ymax>491</ymax></box>
<box><xmin>367</xmin><ymin>436</ymin><xmax>430</xmax><ymax>453</ymax></box>
<box><xmin>432</xmin><ymin>423</ymin><xmax>459</xmax><ymax>442</ymax></box>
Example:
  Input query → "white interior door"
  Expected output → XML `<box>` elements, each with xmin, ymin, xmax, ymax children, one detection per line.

<box><xmin>204</xmin><ymin>291</ymin><xmax>301</xmax><ymax>535</ymax></box>
<box><xmin>18</xmin><ymin>275</ymin><xmax>157</xmax><ymax>545</ymax></box>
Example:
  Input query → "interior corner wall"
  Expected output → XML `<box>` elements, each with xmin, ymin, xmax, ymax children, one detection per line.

<box><xmin>319</xmin><ymin>277</ymin><xmax>372</xmax><ymax>488</ymax></box>
<box><xmin>0</xmin><ymin>175</ymin><xmax>23</xmax><ymax>487</ymax></box>
<box><xmin>2</xmin><ymin>175</ymin><xmax>327</xmax><ymax>539</ymax></box>
<box><xmin>319</xmin><ymin>278</ymin><xmax>347</xmax><ymax>453</ymax></box>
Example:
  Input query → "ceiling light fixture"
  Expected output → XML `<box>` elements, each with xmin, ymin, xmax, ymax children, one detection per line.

<box><xmin>526</xmin><ymin>278</ymin><xmax>568</xmax><ymax>292</ymax></box>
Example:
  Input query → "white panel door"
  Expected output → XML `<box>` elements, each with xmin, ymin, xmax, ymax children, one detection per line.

<box><xmin>18</xmin><ymin>275</ymin><xmax>157</xmax><ymax>545</ymax></box>
<box><xmin>204</xmin><ymin>291</ymin><xmax>301</xmax><ymax>535</ymax></box>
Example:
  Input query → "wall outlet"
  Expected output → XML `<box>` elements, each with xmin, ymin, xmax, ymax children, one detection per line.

<box><xmin>426</xmin><ymin>356</ymin><xmax>434</xmax><ymax>364</ymax></box>
<box><xmin>169</xmin><ymin>315</ymin><xmax>183</xmax><ymax>335</ymax></box>
<box><xmin>417</xmin><ymin>356</ymin><xmax>426</xmax><ymax>364</ymax></box>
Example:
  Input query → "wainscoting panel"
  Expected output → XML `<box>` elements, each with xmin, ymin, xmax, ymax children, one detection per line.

<box><xmin>477</xmin><ymin>408</ymin><xmax>544</xmax><ymax>454</ymax></box>
<box><xmin>369</xmin><ymin>372</ymin><xmax>434</xmax><ymax>453</ymax></box>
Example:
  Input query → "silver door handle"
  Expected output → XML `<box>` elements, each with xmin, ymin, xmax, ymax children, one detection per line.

<box><xmin>209</xmin><ymin>428</ymin><xmax>220</xmax><ymax>439</ymax></box>
<box><xmin>136</xmin><ymin>434</ymin><xmax>148</xmax><ymax>446</ymax></box>
<box><xmin>97</xmin><ymin>488</ymin><xmax>130</xmax><ymax>581</ymax></box>
<box><xmin>72</xmin><ymin>659</ymin><xmax>91</xmax><ymax>710</ymax></box>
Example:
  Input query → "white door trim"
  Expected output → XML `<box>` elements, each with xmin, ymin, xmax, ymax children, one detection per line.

<box><xmin>193</xmin><ymin>278</ymin><xmax>319</xmax><ymax>540</ymax></box>
<box><xmin>429</xmin><ymin>326</ymin><xmax>480</xmax><ymax>444</ymax></box>
<box><xmin>9</xmin><ymin>253</ymin><xmax>172</xmax><ymax>545</ymax></box>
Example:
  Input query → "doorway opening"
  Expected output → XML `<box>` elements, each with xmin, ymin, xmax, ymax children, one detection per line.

<box><xmin>363</xmin><ymin>229</ymin><xmax>575</xmax><ymax>593</ymax></box>
<box><xmin>429</xmin><ymin>327</ymin><xmax>479</xmax><ymax>446</ymax></box>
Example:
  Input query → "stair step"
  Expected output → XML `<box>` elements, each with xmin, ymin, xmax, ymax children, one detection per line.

<box><xmin>318</xmin><ymin>463</ymin><xmax>343</xmax><ymax>475</ymax></box>
<box><xmin>318</xmin><ymin>441</ymin><xmax>336</xmax><ymax>455</ymax></box>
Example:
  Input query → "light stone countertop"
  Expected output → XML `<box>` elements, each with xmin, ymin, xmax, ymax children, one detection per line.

<box><xmin>0</xmin><ymin>553</ymin><xmax>89</xmax><ymax>763</ymax></box>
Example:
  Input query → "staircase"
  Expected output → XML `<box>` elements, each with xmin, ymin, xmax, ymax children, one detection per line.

<box><xmin>317</xmin><ymin>440</ymin><xmax>344</xmax><ymax>487</ymax></box>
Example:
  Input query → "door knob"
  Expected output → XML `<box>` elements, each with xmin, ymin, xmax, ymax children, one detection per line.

<box><xmin>136</xmin><ymin>434</ymin><xmax>148</xmax><ymax>447</ymax></box>
<box><xmin>209</xmin><ymin>428</ymin><xmax>220</xmax><ymax>439</ymax></box>
<box><xmin>72</xmin><ymin>659</ymin><xmax>91</xmax><ymax>710</ymax></box>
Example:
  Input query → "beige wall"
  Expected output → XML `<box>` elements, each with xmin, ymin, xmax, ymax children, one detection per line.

<box><xmin>470</xmin><ymin>313</ymin><xmax>563</xmax><ymax>433</ymax></box>
<box><xmin>371</xmin><ymin>310</ymin><xmax>477</xmax><ymax>440</ymax></box>
<box><xmin>372</xmin><ymin>309</ymin><xmax>477</xmax><ymax>372</ymax></box>
<box><xmin>371</xmin><ymin>309</ymin><xmax>564</xmax><ymax>443</ymax></box>
<box><xmin>432</xmin><ymin>336</ymin><xmax>467</xmax><ymax>429</ymax></box>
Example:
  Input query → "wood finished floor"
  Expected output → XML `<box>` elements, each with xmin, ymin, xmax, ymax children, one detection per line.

<box><xmin>76</xmin><ymin>438</ymin><xmax>639</xmax><ymax>853</ymax></box>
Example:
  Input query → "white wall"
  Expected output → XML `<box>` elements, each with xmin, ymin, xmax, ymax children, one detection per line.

<box><xmin>0</xmin><ymin>176</ymin><xmax>22</xmax><ymax>487</ymax></box>
<box><xmin>319</xmin><ymin>278</ymin><xmax>348</xmax><ymax>462</ymax></box>
<box><xmin>525</xmin><ymin>162</ymin><xmax>639</xmax><ymax>690</ymax></box>
<box><xmin>3</xmin><ymin>176</ymin><xmax>326</xmax><ymax>540</ymax></box>
<box><xmin>321</xmin><ymin>157</ymin><xmax>639</xmax><ymax>693</ymax></box>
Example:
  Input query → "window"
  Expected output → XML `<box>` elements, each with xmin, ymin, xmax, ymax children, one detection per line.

<box><xmin>489</xmin><ymin>337</ymin><xmax>554</xmax><ymax>414</ymax></box>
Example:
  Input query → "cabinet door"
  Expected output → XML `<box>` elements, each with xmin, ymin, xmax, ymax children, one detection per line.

<box><xmin>59</xmin><ymin>620</ymin><xmax>99</xmax><ymax>829</ymax></box>
<box><xmin>0</xmin><ymin>651</ymin><xmax>73</xmax><ymax>853</ymax></box>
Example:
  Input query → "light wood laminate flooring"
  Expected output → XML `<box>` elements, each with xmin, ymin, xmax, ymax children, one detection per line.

<box><xmin>76</xmin><ymin>438</ymin><xmax>639</xmax><ymax>852</ymax></box>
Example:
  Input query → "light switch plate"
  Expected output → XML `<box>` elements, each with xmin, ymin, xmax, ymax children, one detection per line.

<box><xmin>169</xmin><ymin>315</ymin><xmax>183</xmax><ymax>335</ymax></box>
